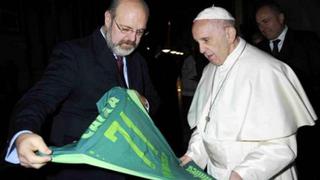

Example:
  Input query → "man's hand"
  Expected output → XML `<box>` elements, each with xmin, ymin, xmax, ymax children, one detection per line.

<box><xmin>132</xmin><ymin>90</ymin><xmax>149</xmax><ymax>110</ymax></box>
<box><xmin>16</xmin><ymin>133</ymin><xmax>52</xmax><ymax>169</ymax></box>
<box><xmin>179</xmin><ymin>154</ymin><xmax>192</xmax><ymax>166</ymax></box>
<box><xmin>138</xmin><ymin>94</ymin><xmax>149</xmax><ymax>109</ymax></box>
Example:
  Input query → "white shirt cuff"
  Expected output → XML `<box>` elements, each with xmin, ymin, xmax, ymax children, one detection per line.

<box><xmin>5</xmin><ymin>130</ymin><xmax>32</xmax><ymax>164</ymax></box>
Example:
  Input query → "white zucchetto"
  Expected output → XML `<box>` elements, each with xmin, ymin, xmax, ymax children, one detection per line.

<box><xmin>194</xmin><ymin>4</ymin><xmax>235</xmax><ymax>21</ymax></box>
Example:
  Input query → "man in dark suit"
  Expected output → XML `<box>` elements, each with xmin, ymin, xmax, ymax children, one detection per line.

<box><xmin>255</xmin><ymin>1</ymin><xmax>320</xmax><ymax>110</ymax></box>
<box><xmin>255</xmin><ymin>1</ymin><xmax>320</xmax><ymax>179</ymax></box>
<box><xmin>4</xmin><ymin>0</ymin><xmax>159</xmax><ymax>179</ymax></box>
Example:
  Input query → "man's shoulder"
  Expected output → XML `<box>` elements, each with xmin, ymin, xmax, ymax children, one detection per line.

<box><xmin>256</xmin><ymin>39</ymin><xmax>269</xmax><ymax>51</ymax></box>
<box><xmin>287</xmin><ymin>29</ymin><xmax>320</xmax><ymax>42</ymax></box>
<box><xmin>54</xmin><ymin>28</ymin><xmax>102</xmax><ymax>52</ymax></box>
<box><xmin>128</xmin><ymin>51</ymin><xmax>146</xmax><ymax>64</ymax></box>
<box><xmin>48</xmin><ymin>29</ymin><xmax>103</xmax><ymax>65</ymax></box>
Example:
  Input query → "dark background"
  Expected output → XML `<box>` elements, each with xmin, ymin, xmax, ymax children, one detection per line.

<box><xmin>1</xmin><ymin>0</ymin><xmax>319</xmax><ymax>179</ymax></box>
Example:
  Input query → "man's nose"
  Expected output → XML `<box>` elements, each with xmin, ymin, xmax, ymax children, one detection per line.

<box><xmin>199</xmin><ymin>44</ymin><xmax>205</xmax><ymax>54</ymax></box>
<box><xmin>127</xmin><ymin>31</ymin><xmax>138</xmax><ymax>41</ymax></box>
<box><xmin>258</xmin><ymin>23</ymin><xmax>265</xmax><ymax>31</ymax></box>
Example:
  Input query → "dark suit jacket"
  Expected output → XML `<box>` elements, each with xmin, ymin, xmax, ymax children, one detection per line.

<box><xmin>257</xmin><ymin>29</ymin><xmax>320</xmax><ymax>111</ymax></box>
<box><xmin>10</xmin><ymin>28</ymin><xmax>159</xmax><ymax>146</ymax></box>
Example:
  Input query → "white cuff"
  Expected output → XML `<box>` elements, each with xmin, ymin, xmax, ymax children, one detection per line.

<box><xmin>5</xmin><ymin>130</ymin><xmax>32</xmax><ymax>164</ymax></box>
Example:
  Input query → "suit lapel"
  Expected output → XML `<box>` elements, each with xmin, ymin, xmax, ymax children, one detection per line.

<box><xmin>92</xmin><ymin>28</ymin><xmax>118</xmax><ymax>77</ymax></box>
<box><xmin>278</xmin><ymin>30</ymin><xmax>292</xmax><ymax>62</ymax></box>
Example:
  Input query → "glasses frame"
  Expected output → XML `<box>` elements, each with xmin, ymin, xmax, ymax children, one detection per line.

<box><xmin>113</xmin><ymin>19</ymin><xmax>146</xmax><ymax>37</ymax></box>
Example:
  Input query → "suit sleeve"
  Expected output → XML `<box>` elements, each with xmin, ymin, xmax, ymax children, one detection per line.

<box><xmin>9</xmin><ymin>42</ymin><xmax>78</xmax><ymax>136</ymax></box>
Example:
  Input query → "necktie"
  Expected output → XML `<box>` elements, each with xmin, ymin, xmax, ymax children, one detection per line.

<box><xmin>271</xmin><ymin>39</ymin><xmax>280</xmax><ymax>57</ymax></box>
<box><xmin>116</xmin><ymin>56</ymin><xmax>127</xmax><ymax>88</ymax></box>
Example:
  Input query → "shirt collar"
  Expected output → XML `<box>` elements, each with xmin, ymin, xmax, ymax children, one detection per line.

<box><xmin>219</xmin><ymin>37</ymin><xmax>246</xmax><ymax>70</ymax></box>
<box><xmin>269</xmin><ymin>26</ymin><xmax>288</xmax><ymax>49</ymax></box>
<box><xmin>100</xmin><ymin>26</ymin><xmax>106</xmax><ymax>39</ymax></box>
<box><xmin>275</xmin><ymin>25</ymin><xmax>288</xmax><ymax>42</ymax></box>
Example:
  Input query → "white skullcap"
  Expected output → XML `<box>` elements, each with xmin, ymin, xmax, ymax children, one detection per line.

<box><xmin>194</xmin><ymin>4</ymin><xmax>235</xmax><ymax>21</ymax></box>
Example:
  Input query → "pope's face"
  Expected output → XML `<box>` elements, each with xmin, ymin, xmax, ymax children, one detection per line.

<box><xmin>192</xmin><ymin>20</ymin><xmax>231</xmax><ymax>65</ymax></box>
<box><xmin>256</xmin><ymin>6</ymin><xmax>285</xmax><ymax>40</ymax></box>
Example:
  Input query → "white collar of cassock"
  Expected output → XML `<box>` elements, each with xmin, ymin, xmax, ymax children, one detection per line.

<box><xmin>218</xmin><ymin>38</ymin><xmax>246</xmax><ymax>70</ymax></box>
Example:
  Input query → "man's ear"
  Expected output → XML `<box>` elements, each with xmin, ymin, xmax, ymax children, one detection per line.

<box><xmin>225</xmin><ymin>26</ymin><xmax>237</xmax><ymax>43</ymax></box>
<box><xmin>104</xmin><ymin>11</ymin><xmax>112</xmax><ymax>28</ymax></box>
<box><xmin>279</xmin><ymin>13</ymin><xmax>285</xmax><ymax>24</ymax></box>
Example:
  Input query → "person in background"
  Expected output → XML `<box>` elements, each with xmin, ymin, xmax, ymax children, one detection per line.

<box><xmin>4</xmin><ymin>0</ymin><xmax>159</xmax><ymax>179</ymax></box>
<box><xmin>255</xmin><ymin>1</ymin><xmax>320</xmax><ymax>178</ymax></box>
<box><xmin>180</xmin><ymin>48</ymin><xmax>200</xmax><ymax>151</ymax></box>
<box><xmin>255</xmin><ymin>0</ymin><xmax>320</xmax><ymax>112</ymax></box>
<box><xmin>180</xmin><ymin>4</ymin><xmax>317</xmax><ymax>180</ymax></box>
<box><xmin>180</xmin><ymin>45</ymin><xmax>208</xmax><ymax>150</ymax></box>
<box><xmin>181</xmin><ymin>54</ymin><xmax>198</xmax><ymax>100</ymax></box>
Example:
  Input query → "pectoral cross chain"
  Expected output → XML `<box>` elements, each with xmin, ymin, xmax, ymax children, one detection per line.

<box><xmin>204</xmin><ymin>115</ymin><xmax>210</xmax><ymax>132</ymax></box>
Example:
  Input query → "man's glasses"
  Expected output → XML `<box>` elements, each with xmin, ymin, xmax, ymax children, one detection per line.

<box><xmin>114</xmin><ymin>19</ymin><xmax>146</xmax><ymax>37</ymax></box>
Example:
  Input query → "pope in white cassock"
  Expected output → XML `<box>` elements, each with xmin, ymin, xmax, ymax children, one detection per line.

<box><xmin>179</xmin><ymin>5</ymin><xmax>317</xmax><ymax>180</ymax></box>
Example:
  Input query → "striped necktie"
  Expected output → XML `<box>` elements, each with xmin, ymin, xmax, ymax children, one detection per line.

<box><xmin>271</xmin><ymin>39</ymin><xmax>280</xmax><ymax>57</ymax></box>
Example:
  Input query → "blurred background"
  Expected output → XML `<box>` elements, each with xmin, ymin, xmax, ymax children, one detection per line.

<box><xmin>1</xmin><ymin>0</ymin><xmax>319</xmax><ymax>179</ymax></box>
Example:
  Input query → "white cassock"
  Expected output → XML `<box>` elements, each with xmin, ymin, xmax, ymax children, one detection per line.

<box><xmin>186</xmin><ymin>38</ymin><xmax>317</xmax><ymax>180</ymax></box>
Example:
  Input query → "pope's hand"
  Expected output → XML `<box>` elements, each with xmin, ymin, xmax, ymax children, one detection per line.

<box><xmin>179</xmin><ymin>154</ymin><xmax>192</xmax><ymax>166</ymax></box>
<box><xmin>16</xmin><ymin>132</ymin><xmax>52</xmax><ymax>169</ymax></box>
<box><xmin>229</xmin><ymin>171</ymin><xmax>242</xmax><ymax>180</ymax></box>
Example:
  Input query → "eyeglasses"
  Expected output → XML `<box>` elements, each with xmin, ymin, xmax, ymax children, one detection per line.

<box><xmin>113</xmin><ymin>19</ymin><xmax>146</xmax><ymax>37</ymax></box>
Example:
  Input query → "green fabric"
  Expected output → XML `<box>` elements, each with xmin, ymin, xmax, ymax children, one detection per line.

<box><xmin>50</xmin><ymin>87</ymin><xmax>215</xmax><ymax>180</ymax></box>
